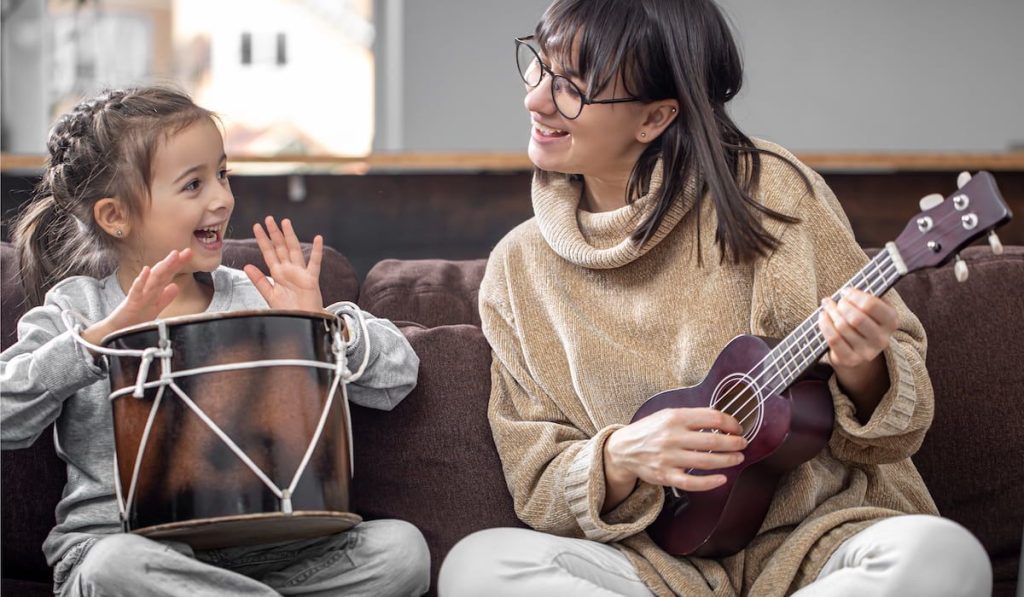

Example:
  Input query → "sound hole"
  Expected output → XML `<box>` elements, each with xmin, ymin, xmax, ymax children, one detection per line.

<box><xmin>711</xmin><ymin>375</ymin><xmax>762</xmax><ymax>440</ymax></box>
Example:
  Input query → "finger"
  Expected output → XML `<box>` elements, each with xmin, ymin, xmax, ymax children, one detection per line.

<box><xmin>152</xmin><ymin>284</ymin><xmax>180</xmax><ymax>314</ymax></box>
<box><xmin>675</xmin><ymin>447</ymin><xmax>744</xmax><ymax>470</ymax></box>
<box><xmin>664</xmin><ymin>471</ymin><xmax>727</xmax><ymax>493</ymax></box>
<box><xmin>844</xmin><ymin>289</ymin><xmax>899</xmax><ymax>331</ymax></box>
<box><xmin>674</xmin><ymin>408</ymin><xmax>744</xmax><ymax>435</ymax></box>
<box><xmin>819</xmin><ymin>309</ymin><xmax>857</xmax><ymax>365</ymax></box>
<box><xmin>821</xmin><ymin>298</ymin><xmax>866</xmax><ymax>344</ymax></box>
<box><xmin>243</xmin><ymin>264</ymin><xmax>275</xmax><ymax>304</ymax></box>
<box><xmin>307</xmin><ymin>235</ymin><xmax>323</xmax><ymax>278</ymax></box>
<box><xmin>281</xmin><ymin>219</ymin><xmax>304</xmax><ymax>265</ymax></box>
<box><xmin>836</xmin><ymin>295</ymin><xmax>884</xmax><ymax>341</ymax></box>
<box><xmin>684</xmin><ymin>429</ymin><xmax>748</xmax><ymax>453</ymax></box>
<box><xmin>125</xmin><ymin>266</ymin><xmax>152</xmax><ymax>302</ymax></box>
<box><xmin>146</xmin><ymin>250</ymin><xmax>183</xmax><ymax>291</ymax></box>
<box><xmin>264</xmin><ymin>216</ymin><xmax>291</xmax><ymax>264</ymax></box>
<box><xmin>252</xmin><ymin>223</ymin><xmax>280</xmax><ymax>267</ymax></box>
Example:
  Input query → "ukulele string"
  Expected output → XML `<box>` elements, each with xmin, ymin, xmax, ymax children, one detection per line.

<box><xmin>725</xmin><ymin>204</ymin><xmax>968</xmax><ymax>434</ymax></box>
<box><xmin>710</xmin><ymin>250</ymin><xmax>895</xmax><ymax>427</ymax></box>
<box><xmin>682</xmin><ymin>254</ymin><xmax>898</xmax><ymax>474</ymax></box>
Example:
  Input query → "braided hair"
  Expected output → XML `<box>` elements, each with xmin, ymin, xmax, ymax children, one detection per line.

<box><xmin>12</xmin><ymin>86</ymin><xmax>214</xmax><ymax>306</ymax></box>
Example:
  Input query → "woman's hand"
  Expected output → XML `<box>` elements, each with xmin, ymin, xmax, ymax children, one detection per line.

<box><xmin>244</xmin><ymin>216</ymin><xmax>325</xmax><ymax>313</ymax></box>
<box><xmin>82</xmin><ymin>249</ymin><xmax>192</xmax><ymax>345</ymax></box>
<box><xmin>818</xmin><ymin>288</ymin><xmax>898</xmax><ymax>421</ymax></box>
<box><xmin>603</xmin><ymin>408</ymin><xmax>747</xmax><ymax>511</ymax></box>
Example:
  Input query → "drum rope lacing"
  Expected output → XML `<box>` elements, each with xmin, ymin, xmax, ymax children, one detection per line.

<box><xmin>61</xmin><ymin>305</ymin><xmax>371</xmax><ymax>523</ymax></box>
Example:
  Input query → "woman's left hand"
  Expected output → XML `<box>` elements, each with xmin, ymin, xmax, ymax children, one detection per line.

<box><xmin>818</xmin><ymin>288</ymin><xmax>899</xmax><ymax>419</ymax></box>
<box><xmin>818</xmin><ymin>288</ymin><xmax>899</xmax><ymax>370</ymax></box>
<box><xmin>244</xmin><ymin>216</ymin><xmax>325</xmax><ymax>313</ymax></box>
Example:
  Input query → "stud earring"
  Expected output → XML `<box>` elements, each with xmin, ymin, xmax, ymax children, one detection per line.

<box><xmin>640</xmin><ymin>132</ymin><xmax>647</xmax><ymax>138</ymax></box>
<box><xmin>671</xmin><ymin>107</ymin><xmax>677</xmax><ymax>113</ymax></box>
<box><xmin>115</xmin><ymin>229</ymin><xmax>123</xmax><ymax>238</ymax></box>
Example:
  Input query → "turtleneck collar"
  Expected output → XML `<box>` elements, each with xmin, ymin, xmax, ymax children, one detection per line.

<box><xmin>532</xmin><ymin>160</ymin><xmax>697</xmax><ymax>269</ymax></box>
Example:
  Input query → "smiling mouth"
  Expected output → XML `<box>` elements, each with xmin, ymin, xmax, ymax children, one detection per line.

<box><xmin>534</xmin><ymin>123</ymin><xmax>570</xmax><ymax>138</ymax></box>
<box><xmin>193</xmin><ymin>224</ymin><xmax>223</xmax><ymax>248</ymax></box>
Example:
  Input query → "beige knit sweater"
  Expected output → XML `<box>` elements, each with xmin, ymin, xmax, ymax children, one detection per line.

<box><xmin>479</xmin><ymin>141</ymin><xmax>938</xmax><ymax>596</ymax></box>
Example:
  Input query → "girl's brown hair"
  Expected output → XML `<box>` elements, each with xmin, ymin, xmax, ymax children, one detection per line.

<box><xmin>12</xmin><ymin>86</ymin><xmax>214</xmax><ymax>306</ymax></box>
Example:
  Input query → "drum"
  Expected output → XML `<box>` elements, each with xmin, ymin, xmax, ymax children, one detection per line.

<box><xmin>102</xmin><ymin>310</ymin><xmax>361</xmax><ymax>550</ymax></box>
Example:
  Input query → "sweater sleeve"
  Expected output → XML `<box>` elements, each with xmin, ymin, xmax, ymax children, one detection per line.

<box><xmin>480</xmin><ymin>246</ymin><xmax>663</xmax><ymax>542</ymax></box>
<box><xmin>1</xmin><ymin>299</ymin><xmax>108</xmax><ymax>450</ymax></box>
<box><xmin>325</xmin><ymin>302</ymin><xmax>420</xmax><ymax>411</ymax></box>
<box><xmin>752</xmin><ymin>172</ymin><xmax>933</xmax><ymax>464</ymax></box>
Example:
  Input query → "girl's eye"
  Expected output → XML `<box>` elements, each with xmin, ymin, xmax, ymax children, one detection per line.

<box><xmin>218</xmin><ymin>168</ymin><xmax>231</xmax><ymax>181</ymax></box>
<box><xmin>183</xmin><ymin>179</ymin><xmax>201</xmax><ymax>192</ymax></box>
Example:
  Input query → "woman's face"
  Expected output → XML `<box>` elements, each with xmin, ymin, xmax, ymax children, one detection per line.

<box><xmin>524</xmin><ymin>49</ymin><xmax>648</xmax><ymax>180</ymax></box>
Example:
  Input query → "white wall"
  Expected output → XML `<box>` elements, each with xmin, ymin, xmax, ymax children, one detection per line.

<box><xmin>375</xmin><ymin>0</ymin><xmax>1024</xmax><ymax>153</ymax></box>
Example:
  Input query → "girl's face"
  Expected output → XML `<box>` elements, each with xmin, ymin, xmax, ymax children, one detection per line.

<box><xmin>524</xmin><ymin>49</ymin><xmax>648</xmax><ymax>180</ymax></box>
<box><xmin>130</xmin><ymin>117</ymin><xmax>234</xmax><ymax>273</ymax></box>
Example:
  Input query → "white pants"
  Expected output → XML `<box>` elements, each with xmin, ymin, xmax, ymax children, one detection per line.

<box><xmin>438</xmin><ymin>515</ymin><xmax>991</xmax><ymax>596</ymax></box>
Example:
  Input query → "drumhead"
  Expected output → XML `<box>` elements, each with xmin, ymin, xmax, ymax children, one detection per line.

<box><xmin>102</xmin><ymin>309</ymin><xmax>338</xmax><ymax>345</ymax></box>
<box><xmin>133</xmin><ymin>511</ymin><xmax>363</xmax><ymax>550</ymax></box>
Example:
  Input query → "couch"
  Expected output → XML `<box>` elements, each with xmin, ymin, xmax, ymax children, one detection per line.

<box><xmin>2</xmin><ymin>239</ymin><xmax>1021</xmax><ymax>596</ymax></box>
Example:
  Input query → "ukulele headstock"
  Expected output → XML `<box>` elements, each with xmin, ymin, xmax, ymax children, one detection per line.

<box><xmin>893</xmin><ymin>171</ymin><xmax>1012</xmax><ymax>276</ymax></box>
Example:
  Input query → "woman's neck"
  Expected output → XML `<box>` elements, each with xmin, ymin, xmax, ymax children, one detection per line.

<box><xmin>581</xmin><ymin>172</ymin><xmax>631</xmax><ymax>213</ymax></box>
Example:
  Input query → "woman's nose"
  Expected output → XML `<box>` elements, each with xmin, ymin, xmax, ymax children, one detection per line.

<box><xmin>524</xmin><ymin>78</ymin><xmax>556</xmax><ymax>115</ymax></box>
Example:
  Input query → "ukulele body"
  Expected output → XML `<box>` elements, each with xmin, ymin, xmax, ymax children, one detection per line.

<box><xmin>630</xmin><ymin>334</ymin><xmax>835</xmax><ymax>557</ymax></box>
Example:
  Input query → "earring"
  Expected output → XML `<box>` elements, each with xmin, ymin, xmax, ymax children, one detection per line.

<box><xmin>671</xmin><ymin>107</ymin><xmax>677</xmax><ymax>113</ymax></box>
<box><xmin>115</xmin><ymin>229</ymin><xmax>123</xmax><ymax>238</ymax></box>
<box><xmin>640</xmin><ymin>132</ymin><xmax>647</xmax><ymax>138</ymax></box>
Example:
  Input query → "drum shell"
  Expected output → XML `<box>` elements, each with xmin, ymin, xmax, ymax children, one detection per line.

<box><xmin>104</xmin><ymin>312</ymin><xmax>352</xmax><ymax>534</ymax></box>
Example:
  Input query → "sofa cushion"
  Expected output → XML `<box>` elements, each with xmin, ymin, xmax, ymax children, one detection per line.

<box><xmin>0</xmin><ymin>239</ymin><xmax>359</xmax><ymax>585</ymax></box>
<box><xmin>894</xmin><ymin>245</ymin><xmax>1023</xmax><ymax>595</ymax></box>
<box><xmin>350</xmin><ymin>324</ymin><xmax>524</xmax><ymax>592</ymax></box>
<box><xmin>359</xmin><ymin>259</ymin><xmax>487</xmax><ymax>327</ymax></box>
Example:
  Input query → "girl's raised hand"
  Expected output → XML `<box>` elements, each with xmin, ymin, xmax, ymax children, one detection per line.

<box><xmin>83</xmin><ymin>249</ymin><xmax>192</xmax><ymax>344</ymax></box>
<box><xmin>244</xmin><ymin>216</ymin><xmax>324</xmax><ymax>313</ymax></box>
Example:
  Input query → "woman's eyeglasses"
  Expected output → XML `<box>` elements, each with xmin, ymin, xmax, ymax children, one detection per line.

<box><xmin>515</xmin><ymin>36</ymin><xmax>640</xmax><ymax>120</ymax></box>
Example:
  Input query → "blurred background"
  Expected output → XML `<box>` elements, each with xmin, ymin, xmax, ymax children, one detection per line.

<box><xmin>2</xmin><ymin>0</ymin><xmax>1023</xmax><ymax>274</ymax></box>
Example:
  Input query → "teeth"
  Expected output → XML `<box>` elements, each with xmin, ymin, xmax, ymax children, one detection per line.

<box><xmin>535</xmin><ymin>123</ymin><xmax>567</xmax><ymax>135</ymax></box>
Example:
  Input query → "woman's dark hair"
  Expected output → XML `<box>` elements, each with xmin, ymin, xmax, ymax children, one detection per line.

<box><xmin>12</xmin><ymin>86</ymin><xmax>215</xmax><ymax>306</ymax></box>
<box><xmin>535</xmin><ymin>0</ymin><xmax>809</xmax><ymax>263</ymax></box>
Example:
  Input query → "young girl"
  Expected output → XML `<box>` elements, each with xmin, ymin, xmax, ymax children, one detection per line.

<box><xmin>1</xmin><ymin>87</ymin><xmax>429</xmax><ymax>596</ymax></box>
<box><xmin>439</xmin><ymin>1</ymin><xmax>991</xmax><ymax>596</ymax></box>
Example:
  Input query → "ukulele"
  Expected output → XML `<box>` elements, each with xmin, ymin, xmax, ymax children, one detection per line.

<box><xmin>630</xmin><ymin>171</ymin><xmax>1012</xmax><ymax>557</ymax></box>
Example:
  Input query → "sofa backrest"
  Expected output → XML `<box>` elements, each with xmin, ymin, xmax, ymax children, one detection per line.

<box><xmin>360</xmin><ymin>258</ymin><xmax>487</xmax><ymax>327</ymax></box>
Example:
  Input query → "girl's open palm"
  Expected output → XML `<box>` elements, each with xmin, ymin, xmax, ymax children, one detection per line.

<box><xmin>82</xmin><ymin>249</ymin><xmax>192</xmax><ymax>345</ymax></box>
<box><xmin>244</xmin><ymin>216</ymin><xmax>324</xmax><ymax>313</ymax></box>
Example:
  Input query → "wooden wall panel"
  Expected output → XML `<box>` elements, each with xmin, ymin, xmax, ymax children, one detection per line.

<box><xmin>4</xmin><ymin>171</ymin><xmax>1021</xmax><ymax>278</ymax></box>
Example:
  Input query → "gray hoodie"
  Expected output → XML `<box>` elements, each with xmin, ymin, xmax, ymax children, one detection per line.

<box><xmin>0</xmin><ymin>266</ymin><xmax>419</xmax><ymax>568</ymax></box>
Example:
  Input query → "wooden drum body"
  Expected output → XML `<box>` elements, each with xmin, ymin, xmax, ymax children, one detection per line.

<box><xmin>103</xmin><ymin>310</ymin><xmax>360</xmax><ymax>549</ymax></box>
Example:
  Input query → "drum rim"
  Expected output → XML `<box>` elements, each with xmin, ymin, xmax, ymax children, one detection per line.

<box><xmin>101</xmin><ymin>309</ymin><xmax>338</xmax><ymax>344</ymax></box>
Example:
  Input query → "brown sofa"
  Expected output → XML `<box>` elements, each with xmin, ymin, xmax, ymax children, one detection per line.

<box><xmin>2</xmin><ymin>240</ymin><xmax>1021</xmax><ymax>596</ymax></box>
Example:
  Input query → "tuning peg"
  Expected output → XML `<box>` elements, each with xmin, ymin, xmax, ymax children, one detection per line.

<box><xmin>918</xmin><ymin>193</ymin><xmax>944</xmax><ymax>211</ymax></box>
<box><xmin>954</xmin><ymin>255</ymin><xmax>969</xmax><ymax>282</ymax></box>
<box><xmin>988</xmin><ymin>230</ymin><xmax>1004</xmax><ymax>255</ymax></box>
<box><xmin>957</xmin><ymin>171</ymin><xmax>973</xmax><ymax>189</ymax></box>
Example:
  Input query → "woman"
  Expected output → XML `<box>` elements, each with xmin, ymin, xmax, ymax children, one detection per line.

<box><xmin>438</xmin><ymin>0</ymin><xmax>990</xmax><ymax>595</ymax></box>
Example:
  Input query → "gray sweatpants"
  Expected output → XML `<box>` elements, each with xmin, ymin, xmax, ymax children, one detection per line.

<box><xmin>57</xmin><ymin>519</ymin><xmax>430</xmax><ymax>596</ymax></box>
<box><xmin>439</xmin><ymin>515</ymin><xmax>991</xmax><ymax>596</ymax></box>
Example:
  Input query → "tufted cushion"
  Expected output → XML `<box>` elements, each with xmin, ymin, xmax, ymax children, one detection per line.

<box><xmin>893</xmin><ymin>245</ymin><xmax>1024</xmax><ymax>596</ymax></box>
<box><xmin>350</xmin><ymin>324</ymin><xmax>524</xmax><ymax>591</ymax></box>
<box><xmin>358</xmin><ymin>259</ymin><xmax>487</xmax><ymax>327</ymax></box>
